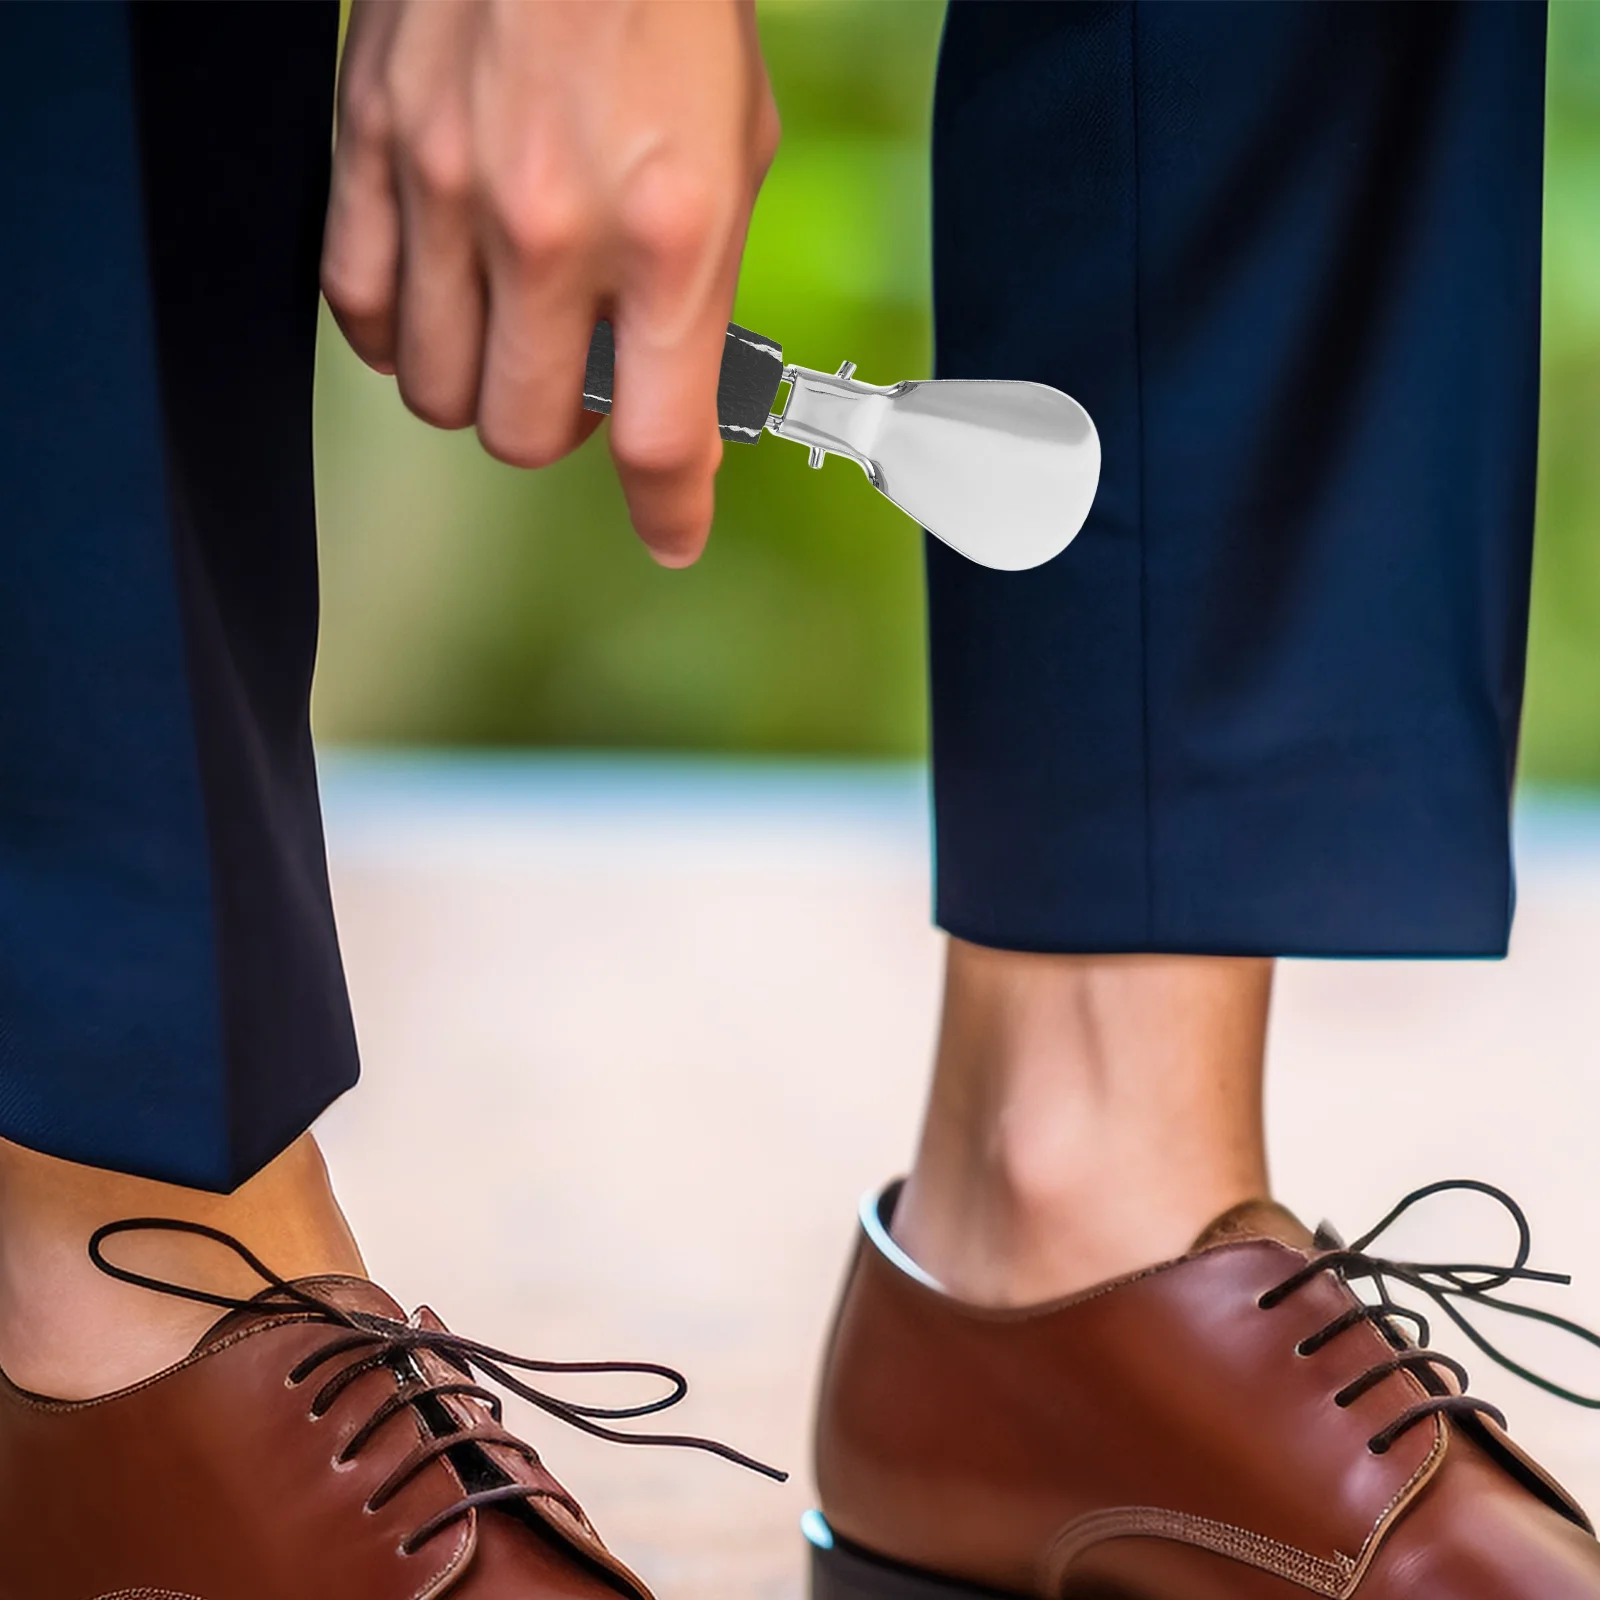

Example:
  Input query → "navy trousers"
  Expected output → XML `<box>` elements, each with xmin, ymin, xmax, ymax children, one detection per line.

<box><xmin>929</xmin><ymin>2</ymin><xmax>1547</xmax><ymax>957</ymax></box>
<box><xmin>0</xmin><ymin>2</ymin><xmax>1548</xmax><ymax>1191</ymax></box>
<box><xmin>0</xmin><ymin>2</ymin><xmax>355</xmax><ymax>1189</ymax></box>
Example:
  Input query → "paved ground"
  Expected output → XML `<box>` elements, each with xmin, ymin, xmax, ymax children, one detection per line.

<box><xmin>315</xmin><ymin>756</ymin><xmax>1600</xmax><ymax>1600</ymax></box>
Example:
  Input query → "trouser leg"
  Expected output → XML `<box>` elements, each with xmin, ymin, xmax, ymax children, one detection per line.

<box><xmin>926</xmin><ymin>1</ymin><xmax>1547</xmax><ymax>957</ymax></box>
<box><xmin>0</xmin><ymin>1</ymin><xmax>353</xmax><ymax>1190</ymax></box>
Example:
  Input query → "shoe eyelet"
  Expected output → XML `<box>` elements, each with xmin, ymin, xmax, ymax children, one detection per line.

<box><xmin>1293</xmin><ymin>1340</ymin><xmax>1311</xmax><ymax>1358</ymax></box>
<box><xmin>1367</xmin><ymin>1439</ymin><xmax>1389</xmax><ymax>1456</ymax></box>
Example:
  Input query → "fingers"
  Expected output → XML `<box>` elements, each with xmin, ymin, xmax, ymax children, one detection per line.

<box><xmin>393</xmin><ymin>186</ymin><xmax>486</xmax><ymax>431</ymax></box>
<box><xmin>321</xmin><ymin>0</ymin><xmax>779</xmax><ymax>568</ymax></box>
<box><xmin>600</xmin><ymin>7</ymin><xmax>776</xmax><ymax>564</ymax></box>
<box><xmin>606</xmin><ymin>306</ymin><xmax>728</xmax><ymax>567</ymax></box>
<box><xmin>321</xmin><ymin>1</ymin><xmax>403</xmax><ymax>374</ymax></box>
<box><xmin>388</xmin><ymin>9</ymin><xmax>485</xmax><ymax>429</ymax></box>
<box><xmin>475</xmin><ymin>196</ymin><xmax>601</xmax><ymax>470</ymax></box>
<box><xmin>602</xmin><ymin>158</ymin><xmax>746</xmax><ymax>563</ymax></box>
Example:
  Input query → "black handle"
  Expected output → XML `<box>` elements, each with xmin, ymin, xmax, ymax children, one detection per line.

<box><xmin>581</xmin><ymin>320</ymin><xmax>785</xmax><ymax>445</ymax></box>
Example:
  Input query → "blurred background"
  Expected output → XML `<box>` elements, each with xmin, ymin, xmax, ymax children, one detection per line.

<box><xmin>308</xmin><ymin>7</ymin><xmax>1600</xmax><ymax>1600</ymax></box>
<box><xmin>313</xmin><ymin>0</ymin><xmax>1600</xmax><ymax>776</ymax></box>
<box><xmin>314</xmin><ymin>0</ymin><xmax>940</xmax><ymax>756</ymax></box>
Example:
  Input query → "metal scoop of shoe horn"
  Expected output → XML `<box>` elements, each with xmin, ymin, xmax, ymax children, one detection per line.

<box><xmin>582</xmin><ymin>320</ymin><xmax>1101</xmax><ymax>572</ymax></box>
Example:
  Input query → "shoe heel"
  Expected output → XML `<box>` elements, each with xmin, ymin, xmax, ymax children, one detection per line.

<box><xmin>804</xmin><ymin>1511</ymin><xmax>999</xmax><ymax>1600</ymax></box>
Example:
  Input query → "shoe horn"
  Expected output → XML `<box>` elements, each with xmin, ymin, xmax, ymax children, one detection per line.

<box><xmin>582</xmin><ymin>320</ymin><xmax>1101</xmax><ymax>573</ymax></box>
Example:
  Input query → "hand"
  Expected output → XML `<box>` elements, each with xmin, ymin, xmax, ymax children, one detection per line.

<box><xmin>321</xmin><ymin>0</ymin><xmax>780</xmax><ymax>566</ymax></box>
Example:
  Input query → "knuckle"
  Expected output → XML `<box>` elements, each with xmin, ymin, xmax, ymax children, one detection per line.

<box><xmin>492</xmin><ymin>187</ymin><xmax>591</xmax><ymax>266</ymax></box>
<box><xmin>620</xmin><ymin>175</ymin><xmax>720</xmax><ymax>265</ymax></box>
<box><xmin>405</xmin><ymin>131</ymin><xmax>472</xmax><ymax>204</ymax></box>
<box><xmin>613</xmin><ymin>429</ymin><xmax>713</xmax><ymax>481</ymax></box>
<box><xmin>379</xmin><ymin>56</ymin><xmax>421</xmax><ymax>121</ymax></box>
<box><xmin>338</xmin><ymin>76</ymin><xmax>392</xmax><ymax>150</ymax></box>
<box><xmin>752</xmin><ymin>100</ymin><xmax>782</xmax><ymax>172</ymax></box>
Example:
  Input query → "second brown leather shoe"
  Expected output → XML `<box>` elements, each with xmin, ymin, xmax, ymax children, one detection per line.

<box><xmin>0</xmin><ymin>1219</ymin><xmax>779</xmax><ymax>1599</ymax></box>
<box><xmin>811</xmin><ymin>1180</ymin><xmax>1600</xmax><ymax>1599</ymax></box>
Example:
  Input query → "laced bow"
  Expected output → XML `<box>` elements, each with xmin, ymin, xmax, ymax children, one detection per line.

<box><xmin>1257</xmin><ymin>1179</ymin><xmax>1600</xmax><ymax>1454</ymax></box>
<box><xmin>89</xmin><ymin>1217</ymin><xmax>785</xmax><ymax>1554</ymax></box>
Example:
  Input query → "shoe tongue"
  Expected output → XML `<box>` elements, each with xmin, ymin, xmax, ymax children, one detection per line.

<box><xmin>190</xmin><ymin>1274</ymin><xmax>406</xmax><ymax>1355</ymax></box>
<box><xmin>1191</xmin><ymin>1198</ymin><xmax>1317</xmax><ymax>1253</ymax></box>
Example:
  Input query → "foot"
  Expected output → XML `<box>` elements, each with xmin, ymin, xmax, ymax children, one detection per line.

<box><xmin>0</xmin><ymin>1221</ymin><xmax>778</xmax><ymax>1598</ymax></box>
<box><xmin>812</xmin><ymin>1180</ymin><xmax>1600</xmax><ymax>1598</ymax></box>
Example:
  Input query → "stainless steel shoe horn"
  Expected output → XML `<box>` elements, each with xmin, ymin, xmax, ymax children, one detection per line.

<box><xmin>582</xmin><ymin>321</ymin><xmax>1100</xmax><ymax>572</ymax></box>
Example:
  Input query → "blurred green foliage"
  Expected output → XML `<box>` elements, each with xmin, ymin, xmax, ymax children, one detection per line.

<box><xmin>1525</xmin><ymin>2</ymin><xmax>1600</xmax><ymax>783</ymax></box>
<box><xmin>314</xmin><ymin>2</ymin><xmax>1600</xmax><ymax>780</ymax></box>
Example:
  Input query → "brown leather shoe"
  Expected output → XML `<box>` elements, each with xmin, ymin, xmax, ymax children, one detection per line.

<box><xmin>0</xmin><ymin>1220</ymin><xmax>779</xmax><ymax>1598</ymax></box>
<box><xmin>811</xmin><ymin>1180</ymin><xmax>1600</xmax><ymax>1599</ymax></box>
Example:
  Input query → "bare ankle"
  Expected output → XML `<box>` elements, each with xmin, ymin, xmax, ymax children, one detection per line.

<box><xmin>894</xmin><ymin>1135</ymin><xmax>1263</xmax><ymax>1306</ymax></box>
<box><xmin>0</xmin><ymin>1133</ymin><xmax>365</xmax><ymax>1398</ymax></box>
<box><xmin>892</xmin><ymin>942</ymin><xmax>1273</xmax><ymax>1307</ymax></box>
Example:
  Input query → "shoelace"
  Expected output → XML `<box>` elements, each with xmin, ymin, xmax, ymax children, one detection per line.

<box><xmin>1256</xmin><ymin>1178</ymin><xmax>1600</xmax><ymax>1455</ymax></box>
<box><xmin>89</xmin><ymin>1217</ymin><xmax>785</xmax><ymax>1555</ymax></box>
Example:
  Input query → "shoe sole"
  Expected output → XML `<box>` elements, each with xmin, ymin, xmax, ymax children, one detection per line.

<box><xmin>804</xmin><ymin>1511</ymin><xmax>1016</xmax><ymax>1600</ymax></box>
